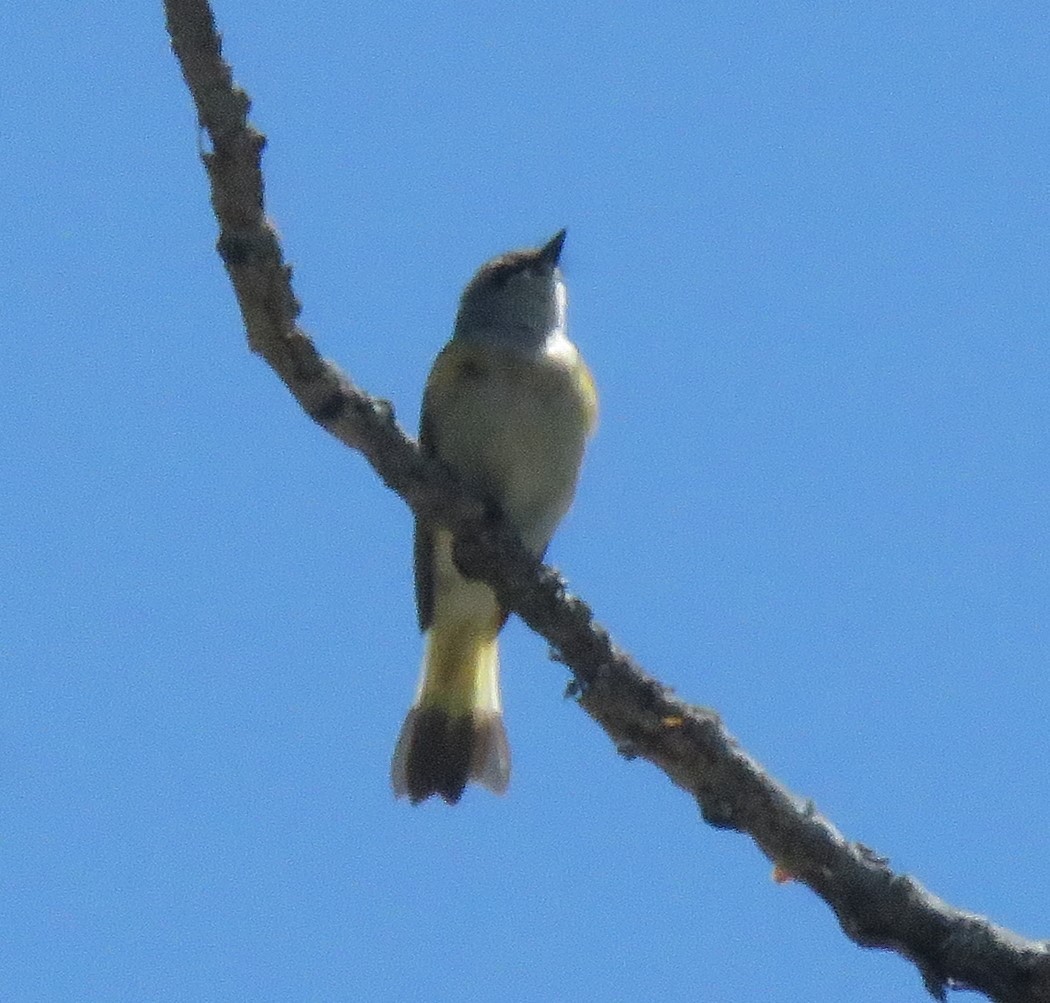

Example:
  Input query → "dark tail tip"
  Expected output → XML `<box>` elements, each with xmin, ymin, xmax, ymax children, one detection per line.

<box><xmin>392</xmin><ymin>706</ymin><xmax>510</xmax><ymax>805</ymax></box>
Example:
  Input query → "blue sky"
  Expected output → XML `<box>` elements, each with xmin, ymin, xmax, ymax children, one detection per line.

<box><xmin>2</xmin><ymin>3</ymin><xmax>1047</xmax><ymax>1000</ymax></box>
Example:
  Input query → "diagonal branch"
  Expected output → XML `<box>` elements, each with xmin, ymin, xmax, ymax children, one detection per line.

<box><xmin>163</xmin><ymin>2</ymin><xmax>1050</xmax><ymax>1000</ymax></box>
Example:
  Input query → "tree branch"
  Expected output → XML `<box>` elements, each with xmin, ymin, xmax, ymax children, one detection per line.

<box><xmin>163</xmin><ymin>2</ymin><xmax>1050</xmax><ymax>1000</ymax></box>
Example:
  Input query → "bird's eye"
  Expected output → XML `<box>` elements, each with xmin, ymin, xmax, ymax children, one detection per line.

<box><xmin>458</xmin><ymin>357</ymin><xmax>485</xmax><ymax>380</ymax></box>
<box><xmin>488</xmin><ymin>264</ymin><xmax>515</xmax><ymax>288</ymax></box>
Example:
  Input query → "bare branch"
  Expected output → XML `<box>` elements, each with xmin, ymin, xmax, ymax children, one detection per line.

<box><xmin>163</xmin><ymin>3</ymin><xmax>1050</xmax><ymax>1000</ymax></box>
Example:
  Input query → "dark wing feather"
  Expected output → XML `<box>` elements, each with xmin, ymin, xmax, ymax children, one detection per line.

<box><xmin>413</xmin><ymin>403</ymin><xmax>438</xmax><ymax>631</ymax></box>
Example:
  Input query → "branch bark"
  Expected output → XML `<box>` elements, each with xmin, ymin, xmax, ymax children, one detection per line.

<box><xmin>163</xmin><ymin>2</ymin><xmax>1050</xmax><ymax>1000</ymax></box>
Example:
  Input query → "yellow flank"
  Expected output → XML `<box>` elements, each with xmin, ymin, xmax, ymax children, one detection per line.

<box><xmin>576</xmin><ymin>359</ymin><xmax>600</xmax><ymax>437</ymax></box>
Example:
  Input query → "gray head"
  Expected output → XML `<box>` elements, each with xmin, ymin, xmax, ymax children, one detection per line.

<box><xmin>453</xmin><ymin>230</ymin><xmax>568</xmax><ymax>351</ymax></box>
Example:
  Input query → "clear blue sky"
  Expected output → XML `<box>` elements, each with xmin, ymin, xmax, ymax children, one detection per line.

<box><xmin>2</xmin><ymin>3</ymin><xmax>1047</xmax><ymax>1000</ymax></box>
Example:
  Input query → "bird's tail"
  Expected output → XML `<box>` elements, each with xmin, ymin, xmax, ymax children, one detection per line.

<box><xmin>391</xmin><ymin>612</ymin><xmax>510</xmax><ymax>805</ymax></box>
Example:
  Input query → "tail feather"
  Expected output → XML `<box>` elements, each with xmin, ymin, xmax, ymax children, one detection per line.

<box><xmin>392</xmin><ymin>619</ymin><xmax>510</xmax><ymax>805</ymax></box>
<box><xmin>391</xmin><ymin>706</ymin><xmax>509</xmax><ymax>805</ymax></box>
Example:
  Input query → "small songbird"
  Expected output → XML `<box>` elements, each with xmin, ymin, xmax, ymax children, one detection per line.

<box><xmin>391</xmin><ymin>230</ymin><xmax>598</xmax><ymax>805</ymax></box>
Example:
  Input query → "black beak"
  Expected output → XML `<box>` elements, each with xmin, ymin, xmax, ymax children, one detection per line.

<box><xmin>538</xmin><ymin>228</ymin><xmax>567</xmax><ymax>266</ymax></box>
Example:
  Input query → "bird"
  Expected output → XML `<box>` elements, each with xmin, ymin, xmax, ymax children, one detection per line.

<box><xmin>391</xmin><ymin>229</ymin><xmax>597</xmax><ymax>804</ymax></box>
